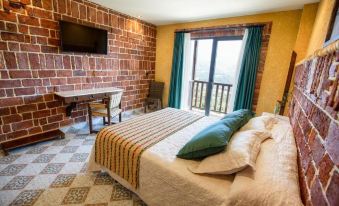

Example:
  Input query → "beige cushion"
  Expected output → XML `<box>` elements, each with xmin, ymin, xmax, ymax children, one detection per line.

<box><xmin>240</xmin><ymin>115</ymin><xmax>278</xmax><ymax>131</ymax></box>
<box><xmin>189</xmin><ymin>130</ymin><xmax>271</xmax><ymax>175</ymax></box>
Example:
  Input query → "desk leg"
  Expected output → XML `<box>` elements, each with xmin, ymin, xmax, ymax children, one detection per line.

<box><xmin>66</xmin><ymin>102</ymin><xmax>76</xmax><ymax>116</ymax></box>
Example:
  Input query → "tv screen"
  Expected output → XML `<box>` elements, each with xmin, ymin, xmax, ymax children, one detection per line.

<box><xmin>60</xmin><ymin>21</ymin><xmax>107</xmax><ymax>54</ymax></box>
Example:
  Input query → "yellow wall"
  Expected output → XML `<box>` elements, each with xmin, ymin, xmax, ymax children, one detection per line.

<box><xmin>283</xmin><ymin>3</ymin><xmax>319</xmax><ymax>116</ymax></box>
<box><xmin>307</xmin><ymin>0</ymin><xmax>336</xmax><ymax>55</ymax></box>
<box><xmin>294</xmin><ymin>3</ymin><xmax>319</xmax><ymax>62</ymax></box>
<box><xmin>155</xmin><ymin>10</ymin><xmax>302</xmax><ymax>115</ymax></box>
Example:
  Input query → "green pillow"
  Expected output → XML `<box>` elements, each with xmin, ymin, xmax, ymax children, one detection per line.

<box><xmin>176</xmin><ymin>109</ymin><xmax>254</xmax><ymax>159</ymax></box>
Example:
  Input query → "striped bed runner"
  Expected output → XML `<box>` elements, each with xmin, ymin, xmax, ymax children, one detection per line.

<box><xmin>95</xmin><ymin>108</ymin><xmax>203</xmax><ymax>188</ymax></box>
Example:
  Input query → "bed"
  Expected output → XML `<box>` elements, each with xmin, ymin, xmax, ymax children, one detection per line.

<box><xmin>88</xmin><ymin>108</ymin><xmax>303</xmax><ymax>206</ymax></box>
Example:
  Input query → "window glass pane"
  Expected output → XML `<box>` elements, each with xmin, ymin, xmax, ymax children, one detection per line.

<box><xmin>214</xmin><ymin>40</ymin><xmax>243</xmax><ymax>85</ymax></box>
<box><xmin>193</xmin><ymin>39</ymin><xmax>213</xmax><ymax>82</ymax></box>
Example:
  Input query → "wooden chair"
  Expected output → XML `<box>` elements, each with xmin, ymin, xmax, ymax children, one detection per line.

<box><xmin>88</xmin><ymin>91</ymin><xmax>123</xmax><ymax>133</ymax></box>
<box><xmin>144</xmin><ymin>81</ymin><xmax>164</xmax><ymax>113</ymax></box>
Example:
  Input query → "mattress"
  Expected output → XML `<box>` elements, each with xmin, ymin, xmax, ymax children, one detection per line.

<box><xmin>88</xmin><ymin>112</ymin><xmax>303</xmax><ymax>206</ymax></box>
<box><xmin>88</xmin><ymin>116</ymin><xmax>234</xmax><ymax>206</ymax></box>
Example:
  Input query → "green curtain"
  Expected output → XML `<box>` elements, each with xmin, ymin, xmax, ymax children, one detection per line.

<box><xmin>168</xmin><ymin>32</ymin><xmax>185</xmax><ymax>108</ymax></box>
<box><xmin>233</xmin><ymin>26</ymin><xmax>263</xmax><ymax>111</ymax></box>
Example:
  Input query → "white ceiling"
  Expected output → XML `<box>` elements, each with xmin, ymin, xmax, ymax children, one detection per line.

<box><xmin>91</xmin><ymin>0</ymin><xmax>319</xmax><ymax>25</ymax></box>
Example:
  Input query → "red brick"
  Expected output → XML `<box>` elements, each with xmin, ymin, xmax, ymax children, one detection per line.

<box><xmin>0</xmin><ymin>97</ymin><xmax>23</xmax><ymax>107</ymax></box>
<box><xmin>306</xmin><ymin>162</ymin><xmax>315</xmax><ymax>187</ymax></box>
<box><xmin>37</xmin><ymin>102</ymin><xmax>46</xmax><ymax>110</ymax></box>
<box><xmin>0</xmin><ymin>108</ymin><xmax>10</xmax><ymax>116</ymax></box>
<box><xmin>22</xmin><ymin>112</ymin><xmax>33</xmax><ymax>120</ymax></box>
<box><xmin>27</xmin><ymin>7</ymin><xmax>52</xmax><ymax>19</ymax></box>
<box><xmin>318</xmin><ymin>154</ymin><xmax>334</xmax><ymax>188</ymax></box>
<box><xmin>16</xmin><ymin>53</ymin><xmax>30</xmax><ymax>69</ymax></box>
<box><xmin>326</xmin><ymin>170</ymin><xmax>339</xmax><ymax>206</ymax></box>
<box><xmin>0</xmin><ymin>80</ymin><xmax>21</xmax><ymax>88</ymax></box>
<box><xmin>28</xmin><ymin>53</ymin><xmax>41</xmax><ymax>69</ymax></box>
<box><xmin>17</xmin><ymin>104</ymin><xmax>37</xmax><ymax>113</ymax></box>
<box><xmin>20</xmin><ymin>44</ymin><xmax>40</xmax><ymax>52</ymax></box>
<box><xmin>9</xmin><ymin>70</ymin><xmax>32</xmax><ymax>78</ymax></box>
<box><xmin>14</xmin><ymin>87</ymin><xmax>35</xmax><ymax>96</ymax></box>
<box><xmin>2</xmin><ymin>114</ymin><xmax>22</xmax><ymax>124</ymax></box>
<box><xmin>42</xmin><ymin>122</ymin><xmax>59</xmax><ymax>131</ymax></box>
<box><xmin>311</xmin><ymin>136</ymin><xmax>326</xmax><ymax>166</ymax></box>
<box><xmin>32</xmin><ymin>0</ymin><xmax>43</xmax><ymax>7</ymax></box>
<box><xmin>5</xmin><ymin>22</ymin><xmax>17</xmax><ymax>33</ymax></box>
<box><xmin>33</xmin><ymin>109</ymin><xmax>50</xmax><ymax>118</ymax></box>
<box><xmin>12</xmin><ymin>120</ymin><xmax>34</xmax><ymax>131</ymax></box>
<box><xmin>3</xmin><ymin>52</ymin><xmax>17</xmax><ymax>69</ymax></box>
<box><xmin>41</xmin><ymin>45</ymin><xmax>58</xmax><ymax>53</ymax></box>
<box><xmin>28</xmin><ymin>126</ymin><xmax>42</xmax><ymax>134</ymax></box>
<box><xmin>24</xmin><ymin>95</ymin><xmax>43</xmax><ymax>104</ymax></box>
<box><xmin>2</xmin><ymin>124</ymin><xmax>11</xmax><ymax>133</ymax></box>
<box><xmin>47</xmin><ymin>114</ymin><xmax>63</xmax><ymax>123</ymax></box>
<box><xmin>7</xmin><ymin>42</ymin><xmax>20</xmax><ymax>51</ymax></box>
<box><xmin>325</xmin><ymin>121</ymin><xmax>339</xmax><ymax>165</ymax></box>
<box><xmin>0</xmin><ymin>11</ymin><xmax>17</xmax><ymax>22</ymax></box>
<box><xmin>42</xmin><ymin>0</ymin><xmax>53</xmax><ymax>10</ymax></box>
<box><xmin>22</xmin><ymin>79</ymin><xmax>42</xmax><ymax>87</ymax></box>
<box><xmin>30</xmin><ymin>27</ymin><xmax>50</xmax><ymax>37</ymax></box>
<box><xmin>7</xmin><ymin>130</ymin><xmax>28</xmax><ymax>139</ymax></box>
<box><xmin>38</xmin><ymin>70</ymin><xmax>56</xmax><ymax>78</ymax></box>
<box><xmin>18</xmin><ymin>15</ymin><xmax>40</xmax><ymax>26</ymax></box>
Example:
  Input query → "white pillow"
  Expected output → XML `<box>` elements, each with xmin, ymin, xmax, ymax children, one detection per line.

<box><xmin>240</xmin><ymin>115</ymin><xmax>278</xmax><ymax>131</ymax></box>
<box><xmin>189</xmin><ymin>130</ymin><xmax>271</xmax><ymax>175</ymax></box>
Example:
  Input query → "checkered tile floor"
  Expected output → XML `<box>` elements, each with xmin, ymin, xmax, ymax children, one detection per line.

<box><xmin>0</xmin><ymin>115</ymin><xmax>146</xmax><ymax>206</ymax></box>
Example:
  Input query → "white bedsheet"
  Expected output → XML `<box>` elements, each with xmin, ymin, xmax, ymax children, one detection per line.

<box><xmin>88</xmin><ymin>114</ymin><xmax>303</xmax><ymax>206</ymax></box>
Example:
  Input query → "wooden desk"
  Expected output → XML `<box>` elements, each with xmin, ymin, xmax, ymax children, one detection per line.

<box><xmin>0</xmin><ymin>87</ymin><xmax>123</xmax><ymax>155</ymax></box>
<box><xmin>55</xmin><ymin>87</ymin><xmax>123</xmax><ymax>116</ymax></box>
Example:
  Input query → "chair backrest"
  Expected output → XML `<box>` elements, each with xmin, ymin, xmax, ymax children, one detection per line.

<box><xmin>109</xmin><ymin>91</ymin><xmax>123</xmax><ymax>109</ymax></box>
<box><xmin>149</xmin><ymin>81</ymin><xmax>164</xmax><ymax>99</ymax></box>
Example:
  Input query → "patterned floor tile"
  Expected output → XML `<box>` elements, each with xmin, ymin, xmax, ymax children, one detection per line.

<box><xmin>0</xmin><ymin>164</ymin><xmax>27</xmax><ymax>176</ymax></box>
<box><xmin>24</xmin><ymin>174</ymin><xmax>57</xmax><ymax>190</ymax></box>
<box><xmin>9</xmin><ymin>189</ymin><xmax>44</xmax><ymax>206</ymax></box>
<box><xmin>84</xmin><ymin>185</ymin><xmax>112</xmax><ymax>205</ymax></box>
<box><xmin>51</xmin><ymin>139</ymin><xmax>70</xmax><ymax>146</ymax></box>
<box><xmin>17</xmin><ymin>163</ymin><xmax>46</xmax><ymax>176</ymax></box>
<box><xmin>62</xmin><ymin>187</ymin><xmax>90</xmax><ymax>204</ymax></box>
<box><xmin>32</xmin><ymin>154</ymin><xmax>56</xmax><ymax>163</ymax></box>
<box><xmin>60</xmin><ymin>146</ymin><xmax>79</xmax><ymax>153</ymax></box>
<box><xmin>0</xmin><ymin>190</ymin><xmax>21</xmax><ymax>206</ymax></box>
<box><xmin>42</xmin><ymin>146</ymin><xmax>64</xmax><ymax>154</ymax></box>
<box><xmin>71</xmin><ymin>173</ymin><xmax>95</xmax><ymax>187</ymax></box>
<box><xmin>80</xmin><ymin>163</ymin><xmax>88</xmax><ymax>173</ymax></box>
<box><xmin>83</xmin><ymin>139</ymin><xmax>95</xmax><ymax>145</ymax></box>
<box><xmin>50</xmin><ymin>174</ymin><xmax>76</xmax><ymax>188</ymax></box>
<box><xmin>40</xmin><ymin>163</ymin><xmax>65</xmax><ymax>174</ymax></box>
<box><xmin>59</xmin><ymin>162</ymin><xmax>83</xmax><ymax>174</ymax></box>
<box><xmin>26</xmin><ymin>146</ymin><xmax>48</xmax><ymax>154</ymax></box>
<box><xmin>12</xmin><ymin>154</ymin><xmax>39</xmax><ymax>164</ymax></box>
<box><xmin>111</xmin><ymin>184</ymin><xmax>131</xmax><ymax>201</ymax></box>
<box><xmin>0</xmin><ymin>155</ymin><xmax>21</xmax><ymax>164</ymax></box>
<box><xmin>49</xmin><ymin>153</ymin><xmax>73</xmax><ymax>163</ymax></box>
<box><xmin>0</xmin><ymin>114</ymin><xmax>146</xmax><ymax>206</ymax></box>
<box><xmin>94</xmin><ymin>172</ymin><xmax>116</xmax><ymax>185</ymax></box>
<box><xmin>2</xmin><ymin>176</ymin><xmax>34</xmax><ymax>190</ymax></box>
<box><xmin>74</xmin><ymin>135</ymin><xmax>89</xmax><ymax>140</ymax></box>
<box><xmin>70</xmin><ymin>153</ymin><xmax>89</xmax><ymax>162</ymax></box>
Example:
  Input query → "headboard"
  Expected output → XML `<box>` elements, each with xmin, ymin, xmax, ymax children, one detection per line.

<box><xmin>289</xmin><ymin>41</ymin><xmax>338</xmax><ymax>206</ymax></box>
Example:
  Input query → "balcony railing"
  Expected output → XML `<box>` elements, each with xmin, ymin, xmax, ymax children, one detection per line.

<box><xmin>190</xmin><ymin>80</ymin><xmax>232</xmax><ymax>114</ymax></box>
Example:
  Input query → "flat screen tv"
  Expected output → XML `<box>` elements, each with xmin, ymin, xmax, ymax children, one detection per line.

<box><xmin>60</xmin><ymin>21</ymin><xmax>107</xmax><ymax>54</ymax></box>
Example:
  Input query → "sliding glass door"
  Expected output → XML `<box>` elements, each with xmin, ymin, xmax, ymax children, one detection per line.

<box><xmin>190</xmin><ymin>37</ymin><xmax>243</xmax><ymax>116</ymax></box>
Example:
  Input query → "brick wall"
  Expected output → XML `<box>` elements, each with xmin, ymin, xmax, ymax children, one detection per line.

<box><xmin>289</xmin><ymin>42</ymin><xmax>338</xmax><ymax>206</ymax></box>
<box><xmin>190</xmin><ymin>23</ymin><xmax>271</xmax><ymax>112</ymax></box>
<box><xmin>0</xmin><ymin>0</ymin><xmax>156</xmax><ymax>142</ymax></box>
